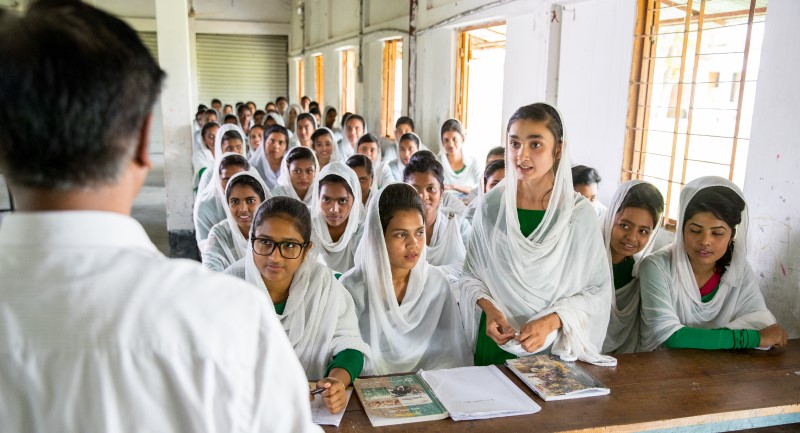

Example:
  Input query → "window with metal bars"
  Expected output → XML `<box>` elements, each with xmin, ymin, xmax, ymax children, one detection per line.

<box><xmin>622</xmin><ymin>0</ymin><xmax>767</xmax><ymax>226</ymax></box>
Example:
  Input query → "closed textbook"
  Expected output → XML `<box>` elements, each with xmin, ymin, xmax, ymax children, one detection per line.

<box><xmin>506</xmin><ymin>354</ymin><xmax>610</xmax><ymax>401</ymax></box>
<box><xmin>353</xmin><ymin>374</ymin><xmax>449</xmax><ymax>427</ymax></box>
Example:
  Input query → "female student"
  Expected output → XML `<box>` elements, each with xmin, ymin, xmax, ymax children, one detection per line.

<box><xmin>203</xmin><ymin>171</ymin><xmax>270</xmax><ymax>272</ymax></box>
<box><xmin>601</xmin><ymin>181</ymin><xmax>664</xmax><ymax>354</ymax></box>
<box><xmin>639</xmin><ymin>176</ymin><xmax>788</xmax><ymax>351</ymax></box>
<box><xmin>292</xmin><ymin>112</ymin><xmax>317</xmax><ymax>148</ymax></box>
<box><xmin>249</xmin><ymin>125</ymin><xmax>290</xmax><ymax>191</ymax></box>
<box><xmin>459</xmin><ymin>103</ymin><xmax>615</xmax><ymax>367</ymax></box>
<box><xmin>345</xmin><ymin>154</ymin><xmax>374</xmax><ymax>207</ymax></box>
<box><xmin>272</xmin><ymin>146</ymin><xmax>319</xmax><ymax>208</ymax></box>
<box><xmin>403</xmin><ymin>152</ymin><xmax>472</xmax><ymax>285</ymax></box>
<box><xmin>381</xmin><ymin>132</ymin><xmax>420</xmax><ymax>186</ymax></box>
<box><xmin>436</xmin><ymin>119</ymin><xmax>482</xmax><ymax>196</ymax></box>
<box><xmin>248</xmin><ymin>124</ymin><xmax>264</xmax><ymax>155</ymax></box>
<box><xmin>284</xmin><ymin>103</ymin><xmax>302</xmax><ymax>133</ymax></box>
<box><xmin>311</xmin><ymin>127</ymin><xmax>341</xmax><ymax>169</ymax></box>
<box><xmin>193</xmin><ymin>124</ymin><xmax>250</xmax><ymax>251</ymax></box>
<box><xmin>192</xmin><ymin>121</ymin><xmax>219</xmax><ymax>191</ymax></box>
<box><xmin>340</xmin><ymin>183</ymin><xmax>471</xmax><ymax>374</ymax></box>
<box><xmin>225</xmin><ymin>197</ymin><xmax>370</xmax><ymax>414</ymax></box>
<box><xmin>464</xmin><ymin>159</ymin><xmax>505</xmax><ymax>223</ymax></box>
<box><xmin>310</xmin><ymin>161</ymin><xmax>364</xmax><ymax>274</ymax></box>
<box><xmin>339</xmin><ymin>114</ymin><xmax>366</xmax><ymax>159</ymax></box>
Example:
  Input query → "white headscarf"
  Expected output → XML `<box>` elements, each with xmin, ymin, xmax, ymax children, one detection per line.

<box><xmin>193</xmin><ymin>124</ymin><xmax>248</xmax><ymax>250</ymax></box>
<box><xmin>265</xmin><ymin>112</ymin><xmax>286</xmax><ymax>127</ymax></box>
<box><xmin>272</xmin><ymin>146</ymin><xmax>320</xmax><ymax>208</ymax></box>
<box><xmin>638</xmin><ymin>176</ymin><xmax>776</xmax><ymax>351</ymax></box>
<box><xmin>322</xmin><ymin>106</ymin><xmax>338</xmax><ymax>130</ymax></box>
<box><xmin>338</xmin><ymin>116</ymin><xmax>367</xmax><ymax>160</ymax></box>
<box><xmin>426</xmin><ymin>207</ymin><xmax>470</xmax><ymax>286</ymax></box>
<box><xmin>284</xmin><ymin>103</ymin><xmax>304</xmax><ymax>133</ymax></box>
<box><xmin>191</xmin><ymin>123</ymin><xmax>216</xmax><ymax>186</ymax></box>
<box><xmin>314</xmin><ymin>127</ymin><xmax>344</xmax><ymax>167</ymax></box>
<box><xmin>203</xmin><ymin>171</ymin><xmax>270</xmax><ymax>272</ymax></box>
<box><xmin>458</xmin><ymin>103</ymin><xmax>616</xmax><ymax>366</ymax></box>
<box><xmin>235</xmin><ymin>211</ymin><xmax>371</xmax><ymax>380</ymax></box>
<box><xmin>436</xmin><ymin>120</ymin><xmax>481</xmax><ymax>190</ymax></box>
<box><xmin>340</xmin><ymin>185</ymin><xmax>472</xmax><ymax>374</ymax></box>
<box><xmin>249</xmin><ymin>127</ymin><xmax>290</xmax><ymax>191</ymax></box>
<box><xmin>601</xmin><ymin>180</ymin><xmax>662</xmax><ymax>354</ymax></box>
<box><xmin>310</xmin><ymin>161</ymin><xmax>364</xmax><ymax>274</ymax></box>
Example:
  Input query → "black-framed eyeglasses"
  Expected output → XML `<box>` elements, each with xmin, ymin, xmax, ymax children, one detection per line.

<box><xmin>252</xmin><ymin>237</ymin><xmax>308</xmax><ymax>259</ymax></box>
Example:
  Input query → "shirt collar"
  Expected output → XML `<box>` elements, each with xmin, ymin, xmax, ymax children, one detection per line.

<box><xmin>0</xmin><ymin>211</ymin><xmax>160</xmax><ymax>254</ymax></box>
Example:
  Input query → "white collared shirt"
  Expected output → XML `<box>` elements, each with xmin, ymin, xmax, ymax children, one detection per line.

<box><xmin>0</xmin><ymin>211</ymin><xmax>321</xmax><ymax>433</ymax></box>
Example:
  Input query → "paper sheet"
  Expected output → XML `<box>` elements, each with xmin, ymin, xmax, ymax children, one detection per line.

<box><xmin>311</xmin><ymin>388</ymin><xmax>352</xmax><ymax>426</ymax></box>
<box><xmin>419</xmin><ymin>366</ymin><xmax>541</xmax><ymax>421</ymax></box>
<box><xmin>500</xmin><ymin>330</ymin><xmax>557</xmax><ymax>357</ymax></box>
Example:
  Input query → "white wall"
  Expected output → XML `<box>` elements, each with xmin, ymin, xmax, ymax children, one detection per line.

<box><xmin>555</xmin><ymin>0</ymin><xmax>636</xmax><ymax>206</ymax></box>
<box><xmin>743</xmin><ymin>0</ymin><xmax>800</xmax><ymax>338</ymax></box>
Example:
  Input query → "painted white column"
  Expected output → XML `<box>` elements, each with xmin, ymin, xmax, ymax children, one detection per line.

<box><xmin>155</xmin><ymin>0</ymin><xmax>196</xmax><ymax>258</ymax></box>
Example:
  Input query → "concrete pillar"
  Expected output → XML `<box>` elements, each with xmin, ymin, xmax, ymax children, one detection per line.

<box><xmin>155</xmin><ymin>0</ymin><xmax>197</xmax><ymax>259</ymax></box>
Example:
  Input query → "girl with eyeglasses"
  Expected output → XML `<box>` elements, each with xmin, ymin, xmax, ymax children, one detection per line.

<box><xmin>225</xmin><ymin>196</ymin><xmax>370</xmax><ymax>414</ymax></box>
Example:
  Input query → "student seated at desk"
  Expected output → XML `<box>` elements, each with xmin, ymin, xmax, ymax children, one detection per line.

<box><xmin>459</xmin><ymin>103</ymin><xmax>615</xmax><ymax>367</ymax></box>
<box><xmin>340</xmin><ymin>184</ymin><xmax>471</xmax><ymax>374</ymax></box>
<box><xmin>226</xmin><ymin>197</ymin><xmax>370</xmax><ymax>414</ymax></box>
<box><xmin>601</xmin><ymin>181</ymin><xmax>664</xmax><ymax>354</ymax></box>
<box><xmin>203</xmin><ymin>172</ymin><xmax>269</xmax><ymax>272</ymax></box>
<box><xmin>272</xmin><ymin>146</ymin><xmax>318</xmax><ymax>208</ymax></box>
<box><xmin>639</xmin><ymin>177</ymin><xmax>788</xmax><ymax>351</ymax></box>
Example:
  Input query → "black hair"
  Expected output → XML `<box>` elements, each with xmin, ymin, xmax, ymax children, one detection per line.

<box><xmin>399</xmin><ymin>132</ymin><xmax>420</xmax><ymax>147</ymax></box>
<box><xmin>403</xmin><ymin>151</ymin><xmax>444</xmax><ymax>188</ymax></box>
<box><xmin>198</xmin><ymin>104</ymin><xmax>208</xmax><ymax>111</ymax></box>
<box><xmin>357</xmin><ymin>133</ymin><xmax>380</xmax><ymax>148</ymax></box>
<box><xmin>346</xmin><ymin>154</ymin><xmax>374</xmax><ymax>177</ymax></box>
<box><xmin>221</xmin><ymin>130</ymin><xmax>243</xmax><ymax>143</ymax></box>
<box><xmin>264</xmin><ymin>125</ymin><xmax>289</xmax><ymax>142</ymax></box>
<box><xmin>311</xmin><ymin>128</ymin><xmax>333</xmax><ymax>143</ymax></box>
<box><xmin>254</xmin><ymin>109</ymin><xmax>265</xmax><ymax>116</ymax></box>
<box><xmin>395</xmin><ymin>116</ymin><xmax>415</xmax><ymax>130</ymax></box>
<box><xmin>203</xmin><ymin>110</ymin><xmax>219</xmax><ymax>121</ymax></box>
<box><xmin>223</xmin><ymin>114</ymin><xmax>238</xmax><ymax>124</ymax></box>
<box><xmin>301</xmin><ymin>95</ymin><xmax>311</xmax><ymax>102</ymax></box>
<box><xmin>683</xmin><ymin>185</ymin><xmax>745</xmax><ymax>269</ymax></box>
<box><xmin>285</xmin><ymin>146</ymin><xmax>316</xmax><ymax>167</ymax></box>
<box><xmin>211</xmin><ymin>98</ymin><xmax>222</xmax><ymax>105</ymax></box>
<box><xmin>296</xmin><ymin>112</ymin><xmax>317</xmax><ymax>128</ymax></box>
<box><xmin>219</xmin><ymin>154</ymin><xmax>249</xmax><ymax>174</ymax></box>
<box><xmin>345</xmin><ymin>114</ymin><xmax>366</xmax><ymax>129</ymax></box>
<box><xmin>309</xmin><ymin>106</ymin><xmax>321</xmax><ymax>116</ymax></box>
<box><xmin>486</xmin><ymin>146</ymin><xmax>504</xmax><ymax>161</ymax></box>
<box><xmin>276</xmin><ymin>96</ymin><xmax>288</xmax><ymax>104</ymax></box>
<box><xmin>224</xmin><ymin>104</ymin><xmax>233</xmax><ymax>110</ymax></box>
<box><xmin>341</xmin><ymin>112</ymin><xmax>353</xmax><ymax>128</ymax></box>
<box><xmin>379</xmin><ymin>183</ymin><xmax>426</xmax><ymax>234</ymax></box>
<box><xmin>252</xmin><ymin>196</ymin><xmax>312</xmax><ymax>243</ymax></box>
<box><xmin>226</xmin><ymin>174</ymin><xmax>267</xmax><ymax>202</ymax></box>
<box><xmin>249</xmin><ymin>124</ymin><xmax>264</xmax><ymax>132</ymax></box>
<box><xmin>196</xmin><ymin>108</ymin><xmax>207</xmax><ymax>118</ymax></box>
<box><xmin>483</xmin><ymin>160</ymin><xmax>505</xmax><ymax>188</ymax></box>
<box><xmin>318</xmin><ymin>174</ymin><xmax>355</xmax><ymax>197</ymax></box>
<box><xmin>440</xmin><ymin>118</ymin><xmax>466</xmax><ymax>141</ymax></box>
<box><xmin>201</xmin><ymin>121</ymin><xmax>220</xmax><ymax>138</ymax></box>
<box><xmin>572</xmin><ymin>165</ymin><xmax>602</xmax><ymax>186</ymax></box>
<box><xmin>618</xmin><ymin>182</ymin><xmax>665</xmax><ymax>229</ymax></box>
<box><xmin>237</xmin><ymin>104</ymin><xmax>251</xmax><ymax>115</ymax></box>
<box><xmin>0</xmin><ymin>0</ymin><xmax>164</xmax><ymax>190</ymax></box>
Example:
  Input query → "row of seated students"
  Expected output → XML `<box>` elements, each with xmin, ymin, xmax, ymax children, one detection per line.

<box><xmin>190</xmin><ymin>100</ymin><xmax>789</xmax><ymax>414</ymax></box>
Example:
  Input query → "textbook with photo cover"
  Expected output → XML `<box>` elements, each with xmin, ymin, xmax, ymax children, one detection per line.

<box><xmin>506</xmin><ymin>354</ymin><xmax>610</xmax><ymax>401</ymax></box>
<box><xmin>353</xmin><ymin>374</ymin><xmax>449</xmax><ymax>427</ymax></box>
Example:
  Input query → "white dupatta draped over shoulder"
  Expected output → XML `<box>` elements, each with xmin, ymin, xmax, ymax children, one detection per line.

<box><xmin>310</xmin><ymin>161</ymin><xmax>364</xmax><ymax>274</ymax></box>
<box><xmin>271</xmin><ymin>147</ymin><xmax>320</xmax><ymax>208</ymax></box>
<box><xmin>230</xmin><ymin>239</ymin><xmax>371</xmax><ymax>380</ymax></box>
<box><xmin>638</xmin><ymin>176</ymin><xmax>776</xmax><ymax>351</ymax></box>
<box><xmin>458</xmin><ymin>103</ymin><xmax>616</xmax><ymax>366</ymax></box>
<box><xmin>601</xmin><ymin>180</ymin><xmax>661</xmax><ymax>354</ymax></box>
<box><xmin>340</xmin><ymin>186</ymin><xmax>472</xmax><ymax>375</ymax></box>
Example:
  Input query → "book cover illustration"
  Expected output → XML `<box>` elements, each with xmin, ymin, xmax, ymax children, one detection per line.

<box><xmin>354</xmin><ymin>374</ymin><xmax>447</xmax><ymax>419</ymax></box>
<box><xmin>507</xmin><ymin>354</ymin><xmax>608</xmax><ymax>400</ymax></box>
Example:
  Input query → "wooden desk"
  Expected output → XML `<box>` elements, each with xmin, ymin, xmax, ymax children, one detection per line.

<box><xmin>324</xmin><ymin>340</ymin><xmax>800</xmax><ymax>432</ymax></box>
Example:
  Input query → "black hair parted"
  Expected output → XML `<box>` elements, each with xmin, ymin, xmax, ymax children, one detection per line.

<box><xmin>264</xmin><ymin>124</ymin><xmax>289</xmax><ymax>142</ymax></box>
<box><xmin>395</xmin><ymin>116</ymin><xmax>415</xmax><ymax>130</ymax></box>
<box><xmin>224</xmin><ymin>114</ymin><xmax>238</xmax><ymax>124</ymax></box>
<box><xmin>318</xmin><ymin>174</ymin><xmax>354</xmax><ymax>197</ymax></box>
<box><xmin>0</xmin><ymin>0</ymin><xmax>165</xmax><ymax>190</ymax></box>
<box><xmin>618</xmin><ymin>182</ymin><xmax>665</xmax><ymax>229</ymax></box>
<box><xmin>346</xmin><ymin>154</ymin><xmax>374</xmax><ymax>177</ymax></box>
<box><xmin>296</xmin><ymin>112</ymin><xmax>317</xmax><ymax>128</ymax></box>
<box><xmin>486</xmin><ymin>146</ymin><xmax>504</xmax><ymax>161</ymax></box>
<box><xmin>483</xmin><ymin>159</ymin><xmax>505</xmax><ymax>187</ymax></box>
<box><xmin>402</xmin><ymin>151</ymin><xmax>444</xmax><ymax>188</ymax></box>
<box><xmin>572</xmin><ymin>165</ymin><xmax>602</xmax><ymax>186</ymax></box>
<box><xmin>440</xmin><ymin>118</ymin><xmax>466</xmax><ymax>140</ymax></box>
<box><xmin>211</xmin><ymin>98</ymin><xmax>222</xmax><ymax>105</ymax></box>
<box><xmin>222</xmin><ymin>129</ymin><xmax>243</xmax><ymax>143</ymax></box>
<box><xmin>683</xmin><ymin>185</ymin><xmax>745</xmax><ymax>269</ymax></box>
<box><xmin>252</xmin><ymin>196</ymin><xmax>312</xmax><ymax>243</ymax></box>
<box><xmin>285</xmin><ymin>146</ymin><xmax>316</xmax><ymax>167</ymax></box>
<box><xmin>218</xmin><ymin>154</ymin><xmax>250</xmax><ymax>174</ymax></box>
<box><xmin>399</xmin><ymin>132</ymin><xmax>420</xmax><ymax>147</ymax></box>
<box><xmin>345</xmin><ymin>114</ymin><xmax>366</xmax><ymax>129</ymax></box>
<box><xmin>311</xmin><ymin>127</ymin><xmax>333</xmax><ymax>142</ymax></box>
<box><xmin>357</xmin><ymin>133</ymin><xmax>380</xmax><ymax>147</ymax></box>
<box><xmin>226</xmin><ymin>173</ymin><xmax>267</xmax><ymax>202</ymax></box>
<box><xmin>201</xmin><ymin>122</ymin><xmax>220</xmax><ymax>138</ymax></box>
<box><xmin>379</xmin><ymin>183</ymin><xmax>426</xmax><ymax>234</ymax></box>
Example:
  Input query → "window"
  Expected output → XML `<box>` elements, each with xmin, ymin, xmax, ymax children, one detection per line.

<box><xmin>380</xmin><ymin>38</ymin><xmax>403</xmax><ymax>138</ymax></box>
<box><xmin>296</xmin><ymin>58</ymin><xmax>305</xmax><ymax>104</ymax></box>
<box><xmin>455</xmin><ymin>22</ymin><xmax>506</xmax><ymax>164</ymax></box>
<box><xmin>314</xmin><ymin>54</ymin><xmax>324</xmax><ymax>106</ymax></box>
<box><xmin>340</xmin><ymin>49</ymin><xmax>356</xmax><ymax>115</ymax></box>
<box><xmin>623</xmin><ymin>0</ymin><xmax>767</xmax><ymax>224</ymax></box>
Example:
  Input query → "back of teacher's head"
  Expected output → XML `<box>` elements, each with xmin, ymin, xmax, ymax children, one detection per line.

<box><xmin>0</xmin><ymin>0</ymin><xmax>165</xmax><ymax>190</ymax></box>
